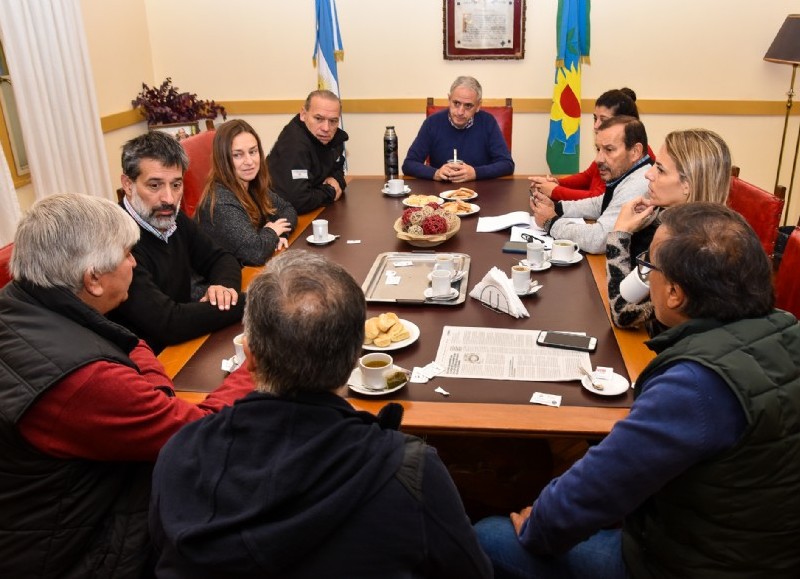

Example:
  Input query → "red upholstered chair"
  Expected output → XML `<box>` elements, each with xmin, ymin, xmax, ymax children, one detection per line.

<box><xmin>180</xmin><ymin>129</ymin><xmax>216</xmax><ymax>218</ymax></box>
<box><xmin>727</xmin><ymin>166</ymin><xmax>786</xmax><ymax>258</ymax></box>
<box><xmin>426</xmin><ymin>97</ymin><xmax>513</xmax><ymax>151</ymax></box>
<box><xmin>0</xmin><ymin>242</ymin><xmax>13</xmax><ymax>288</ymax></box>
<box><xmin>775</xmin><ymin>225</ymin><xmax>800</xmax><ymax>318</ymax></box>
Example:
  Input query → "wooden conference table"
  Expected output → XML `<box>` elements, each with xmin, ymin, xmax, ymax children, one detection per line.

<box><xmin>160</xmin><ymin>177</ymin><xmax>654</xmax><ymax>440</ymax></box>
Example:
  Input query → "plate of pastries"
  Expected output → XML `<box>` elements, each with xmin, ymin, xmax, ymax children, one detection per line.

<box><xmin>440</xmin><ymin>200</ymin><xmax>479</xmax><ymax>216</ymax></box>
<box><xmin>439</xmin><ymin>187</ymin><xmax>478</xmax><ymax>201</ymax></box>
<box><xmin>363</xmin><ymin>312</ymin><xmax>420</xmax><ymax>351</ymax></box>
<box><xmin>402</xmin><ymin>194</ymin><xmax>443</xmax><ymax>208</ymax></box>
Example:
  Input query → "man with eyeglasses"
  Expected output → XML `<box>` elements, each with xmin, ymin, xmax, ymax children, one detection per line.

<box><xmin>110</xmin><ymin>131</ymin><xmax>244</xmax><ymax>353</ymax></box>
<box><xmin>476</xmin><ymin>203</ymin><xmax>800</xmax><ymax>578</ymax></box>
<box><xmin>268</xmin><ymin>89</ymin><xmax>348</xmax><ymax>214</ymax></box>
<box><xmin>402</xmin><ymin>76</ymin><xmax>515</xmax><ymax>182</ymax></box>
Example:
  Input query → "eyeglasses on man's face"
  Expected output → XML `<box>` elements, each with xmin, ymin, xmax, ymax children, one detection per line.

<box><xmin>635</xmin><ymin>250</ymin><xmax>662</xmax><ymax>279</ymax></box>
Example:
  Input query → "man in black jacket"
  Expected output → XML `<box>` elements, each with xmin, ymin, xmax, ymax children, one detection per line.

<box><xmin>150</xmin><ymin>250</ymin><xmax>492</xmax><ymax>578</ymax></box>
<box><xmin>267</xmin><ymin>89</ymin><xmax>348</xmax><ymax>214</ymax></box>
<box><xmin>109</xmin><ymin>130</ymin><xmax>244</xmax><ymax>352</ymax></box>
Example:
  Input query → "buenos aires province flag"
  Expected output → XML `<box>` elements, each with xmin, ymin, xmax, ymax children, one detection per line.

<box><xmin>313</xmin><ymin>0</ymin><xmax>344</xmax><ymax>96</ymax></box>
<box><xmin>546</xmin><ymin>0</ymin><xmax>590</xmax><ymax>175</ymax></box>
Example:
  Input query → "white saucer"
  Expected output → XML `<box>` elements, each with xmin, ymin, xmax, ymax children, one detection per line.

<box><xmin>382</xmin><ymin>185</ymin><xmax>411</xmax><ymax>196</ymax></box>
<box><xmin>363</xmin><ymin>320</ymin><xmax>420</xmax><ymax>351</ymax></box>
<box><xmin>427</xmin><ymin>270</ymin><xmax>466</xmax><ymax>283</ymax></box>
<box><xmin>306</xmin><ymin>233</ymin><xmax>337</xmax><ymax>245</ymax></box>
<box><xmin>519</xmin><ymin>260</ymin><xmax>552</xmax><ymax>272</ymax></box>
<box><xmin>516</xmin><ymin>283</ymin><xmax>543</xmax><ymax>297</ymax></box>
<box><xmin>550</xmin><ymin>253</ymin><xmax>584</xmax><ymax>266</ymax></box>
<box><xmin>424</xmin><ymin>287</ymin><xmax>459</xmax><ymax>301</ymax></box>
<box><xmin>581</xmin><ymin>371</ymin><xmax>629</xmax><ymax>396</ymax></box>
<box><xmin>440</xmin><ymin>188</ymin><xmax>478</xmax><ymax>201</ymax></box>
<box><xmin>347</xmin><ymin>367</ymin><xmax>408</xmax><ymax>396</ymax></box>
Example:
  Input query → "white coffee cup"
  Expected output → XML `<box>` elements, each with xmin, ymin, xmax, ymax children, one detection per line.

<box><xmin>511</xmin><ymin>264</ymin><xmax>531</xmax><ymax>294</ymax></box>
<box><xmin>551</xmin><ymin>239</ymin><xmax>578</xmax><ymax>262</ymax></box>
<box><xmin>430</xmin><ymin>269</ymin><xmax>452</xmax><ymax>297</ymax></box>
<box><xmin>386</xmin><ymin>178</ymin><xmax>405</xmax><ymax>194</ymax></box>
<box><xmin>358</xmin><ymin>352</ymin><xmax>394</xmax><ymax>390</ymax></box>
<box><xmin>620</xmin><ymin>268</ymin><xmax>651</xmax><ymax>303</ymax></box>
<box><xmin>312</xmin><ymin>219</ymin><xmax>328</xmax><ymax>242</ymax></box>
<box><xmin>233</xmin><ymin>333</ymin><xmax>246</xmax><ymax>365</ymax></box>
<box><xmin>526</xmin><ymin>241</ymin><xmax>545</xmax><ymax>267</ymax></box>
<box><xmin>434</xmin><ymin>254</ymin><xmax>455</xmax><ymax>273</ymax></box>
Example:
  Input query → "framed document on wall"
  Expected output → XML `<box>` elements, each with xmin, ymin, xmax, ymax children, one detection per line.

<box><xmin>443</xmin><ymin>0</ymin><xmax>526</xmax><ymax>60</ymax></box>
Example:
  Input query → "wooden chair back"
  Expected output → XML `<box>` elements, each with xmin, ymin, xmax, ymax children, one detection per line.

<box><xmin>180</xmin><ymin>129</ymin><xmax>216</xmax><ymax>218</ymax></box>
<box><xmin>727</xmin><ymin>166</ymin><xmax>786</xmax><ymax>257</ymax></box>
<box><xmin>426</xmin><ymin>97</ymin><xmax>513</xmax><ymax>151</ymax></box>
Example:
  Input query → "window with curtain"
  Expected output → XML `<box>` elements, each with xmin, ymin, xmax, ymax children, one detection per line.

<box><xmin>0</xmin><ymin>41</ymin><xmax>29</xmax><ymax>188</ymax></box>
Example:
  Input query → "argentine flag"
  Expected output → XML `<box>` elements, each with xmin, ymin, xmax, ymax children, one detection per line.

<box><xmin>314</xmin><ymin>0</ymin><xmax>343</xmax><ymax>96</ymax></box>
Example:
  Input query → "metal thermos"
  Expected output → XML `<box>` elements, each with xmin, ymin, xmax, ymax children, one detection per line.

<box><xmin>383</xmin><ymin>126</ymin><xmax>398</xmax><ymax>180</ymax></box>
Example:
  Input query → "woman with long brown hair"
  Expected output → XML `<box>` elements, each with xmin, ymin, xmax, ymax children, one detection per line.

<box><xmin>197</xmin><ymin>120</ymin><xmax>297</xmax><ymax>265</ymax></box>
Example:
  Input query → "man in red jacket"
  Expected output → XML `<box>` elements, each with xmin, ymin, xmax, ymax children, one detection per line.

<box><xmin>0</xmin><ymin>193</ymin><xmax>253</xmax><ymax>578</ymax></box>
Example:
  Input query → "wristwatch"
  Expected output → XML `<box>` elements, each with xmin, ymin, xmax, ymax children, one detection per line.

<box><xmin>542</xmin><ymin>216</ymin><xmax>558</xmax><ymax>234</ymax></box>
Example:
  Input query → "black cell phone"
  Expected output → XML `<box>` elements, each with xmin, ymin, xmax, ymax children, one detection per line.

<box><xmin>537</xmin><ymin>331</ymin><xmax>597</xmax><ymax>352</ymax></box>
<box><xmin>502</xmin><ymin>241</ymin><xmax>528</xmax><ymax>254</ymax></box>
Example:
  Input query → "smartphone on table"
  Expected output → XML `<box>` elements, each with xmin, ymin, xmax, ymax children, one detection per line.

<box><xmin>537</xmin><ymin>331</ymin><xmax>597</xmax><ymax>353</ymax></box>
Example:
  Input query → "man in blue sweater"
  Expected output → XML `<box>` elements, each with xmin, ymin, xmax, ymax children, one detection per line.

<box><xmin>475</xmin><ymin>203</ymin><xmax>800</xmax><ymax>578</ymax></box>
<box><xmin>402</xmin><ymin>76</ymin><xmax>514</xmax><ymax>182</ymax></box>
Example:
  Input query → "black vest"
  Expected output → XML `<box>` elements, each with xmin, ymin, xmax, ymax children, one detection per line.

<box><xmin>0</xmin><ymin>281</ymin><xmax>153</xmax><ymax>578</ymax></box>
<box><xmin>623</xmin><ymin>312</ymin><xmax>800</xmax><ymax>578</ymax></box>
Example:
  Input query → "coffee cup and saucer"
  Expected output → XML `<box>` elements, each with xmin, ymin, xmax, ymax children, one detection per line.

<box><xmin>306</xmin><ymin>219</ymin><xmax>338</xmax><ymax>245</ymax></box>
<box><xmin>348</xmin><ymin>353</ymin><xmax>409</xmax><ymax>395</ymax></box>
<box><xmin>382</xmin><ymin>178</ymin><xmax>411</xmax><ymax>196</ymax></box>
<box><xmin>549</xmin><ymin>240</ymin><xmax>583</xmax><ymax>266</ymax></box>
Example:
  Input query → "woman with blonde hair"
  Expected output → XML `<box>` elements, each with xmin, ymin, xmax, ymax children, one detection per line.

<box><xmin>607</xmin><ymin>128</ymin><xmax>731</xmax><ymax>332</ymax></box>
<box><xmin>197</xmin><ymin>119</ymin><xmax>297</xmax><ymax>265</ymax></box>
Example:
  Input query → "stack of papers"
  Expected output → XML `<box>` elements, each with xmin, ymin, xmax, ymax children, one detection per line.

<box><xmin>468</xmin><ymin>266</ymin><xmax>529</xmax><ymax>318</ymax></box>
<box><xmin>476</xmin><ymin>211</ymin><xmax>533</xmax><ymax>232</ymax></box>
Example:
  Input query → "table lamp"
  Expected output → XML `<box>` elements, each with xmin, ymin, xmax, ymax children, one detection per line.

<box><xmin>764</xmin><ymin>14</ymin><xmax>800</xmax><ymax>224</ymax></box>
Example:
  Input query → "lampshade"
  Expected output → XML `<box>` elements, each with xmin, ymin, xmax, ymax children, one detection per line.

<box><xmin>765</xmin><ymin>15</ymin><xmax>800</xmax><ymax>65</ymax></box>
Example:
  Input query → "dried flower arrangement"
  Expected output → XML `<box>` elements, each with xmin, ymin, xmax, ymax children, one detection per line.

<box><xmin>131</xmin><ymin>77</ymin><xmax>227</xmax><ymax>125</ymax></box>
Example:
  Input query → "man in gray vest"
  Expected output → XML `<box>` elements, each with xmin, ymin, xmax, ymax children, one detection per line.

<box><xmin>475</xmin><ymin>203</ymin><xmax>800</xmax><ymax>578</ymax></box>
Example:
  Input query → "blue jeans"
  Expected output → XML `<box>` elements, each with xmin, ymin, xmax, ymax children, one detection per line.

<box><xmin>474</xmin><ymin>516</ymin><xmax>629</xmax><ymax>579</ymax></box>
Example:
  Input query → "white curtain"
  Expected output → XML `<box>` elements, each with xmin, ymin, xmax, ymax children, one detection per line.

<box><xmin>0</xmin><ymin>145</ymin><xmax>21</xmax><ymax>245</ymax></box>
<box><xmin>0</xmin><ymin>0</ymin><xmax>113</xmax><ymax>202</ymax></box>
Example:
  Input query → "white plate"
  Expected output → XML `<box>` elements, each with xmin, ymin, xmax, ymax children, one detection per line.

<box><xmin>382</xmin><ymin>185</ymin><xmax>411</xmax><ymax>196</ymax></box>
<box><xmin>550</xmin><ymin>253</ymin><xmax>584</xmax><ymax>266</ymax></box>
<box><xmin>516</xmin><ymin>283</ymin><xmax>543</xmax><ymax>297</ymax></box>
<box><xmin>440</xmin><ymin>189</ymin><xmax>478</xmax><ymax>201</ymax></box>
<box><xmin>402</xmin><ymin>195</ymin><xmax>443</xmax><ymax>208</ymax></box>
<box><xmin>347</xmin><ymin>367</ymin><xmax>408</xmax><ymax>396</ymax></box>
<box><xmin>427</xmin><ymin>270</ymin><xmax>466</xmax><ymax>283</ymax></box>
<box><xmin>306</xmin><ymin>233</ymin><xmax>337</xmax><ymax>245</ymax></box>
<box><xmin>519</xmin><ymin>260</ymin><xmax>552</xmax><ymax>272</ymax></box>
<box><xmin>423</xmin><ymin>287</ymin><xmax>459</xmax><ymax>301</ymax></box>
<box><xmin>363</xmin><ymin>319</ymin><xmax>420</xmax><ymax>351</ymax></box>
<box><xmin>441</xmin><ymin>202</ymin><xmax>480</xmax><ymax>216</ymax></box>
<box><xmin>581</xmin><ymin>371</ymin><xmax>630</xmax><ymax>396</ymax></box>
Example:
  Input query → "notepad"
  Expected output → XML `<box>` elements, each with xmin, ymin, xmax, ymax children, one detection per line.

<box><xmin>476</xmin><ymin>211</ymin><xmax>533</xmax><ymax>232</ymax></box>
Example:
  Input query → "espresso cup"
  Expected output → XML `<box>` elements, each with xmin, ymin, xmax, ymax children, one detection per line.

<box><xmin>430</xmin><ymin>269</ymin><xmax>452</xmax><ymax>297</ymax></box>
<box><xmin>386</xmin><ymin>178</ymin><xmax>405</xmax><ymax>194</ymax></box>
<box><xmin>434</xmin><ymin>254</ymin><xmax>455</xmax><ymax>273</ymax></box>
<box><xmin>233</xmin><ymin>333</ymin><xmax>246</xmax><ymax>365</ymax></box>
<box><xmin>551</xmin><ymin>239</ymin><xmax>578</xmax><ymax>262</ymax></box>
<box><xmin>526</xmin><ymin>241</ymin><xmax>545</xmax><ymax>267</ymax></box>
<box><xmin>511</xmin><ymin>264</ymin><xmax>531</xmax><ymax>295</ymax></box>
<box><xmin>312</xmin><ymin>219</ymin><xmax>328</xmax><ymax>242</ymax></box>
<box><xmin>619</xmin><ymin>268</ymin><xmax>651</xmax><ymax>303</ymax></box>
<box><xmin>358</xmin><ymin>352</ymin><xmax>393</xmax><ymax>390</ymax></box>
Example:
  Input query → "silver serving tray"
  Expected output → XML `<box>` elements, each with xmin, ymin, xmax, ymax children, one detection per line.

<box><xmin>362</xmin><ymin>252</ymin><xmax>470</xmax><ymax>305</ymax></box>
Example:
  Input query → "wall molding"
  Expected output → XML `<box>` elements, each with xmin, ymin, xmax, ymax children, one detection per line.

<box><xmin>104</xmin><ymin>98</ymin><xmax>797</xmax><ymax>133</ymax></box>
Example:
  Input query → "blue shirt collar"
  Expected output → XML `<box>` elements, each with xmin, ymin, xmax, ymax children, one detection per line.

<box><xmin>122</xmin><ymin>196</ymin><xmax>177</xmax><ymax>243</ymax></box>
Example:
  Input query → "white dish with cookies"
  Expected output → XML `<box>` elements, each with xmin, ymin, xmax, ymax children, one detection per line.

<box><xmin>363</xmin><ymin>318</ymin><xmax>420</xmax><ymax>351</ymax></box>
<box><xmin>440</xmin><ymin>200</ymin><xmax>479</xmax><ymax>216</ymax></box>
<box><xmin>440</xmin><ymin>188</ymin><xmax>478</xmax><ymax>201</ymax></box>
<box><xmin>402</xmin><ymin>194</ymin><xmax>443</xmax><ymax>208</ymax></box>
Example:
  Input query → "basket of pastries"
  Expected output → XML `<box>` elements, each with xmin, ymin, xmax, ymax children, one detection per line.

<box><xmin>394</xmin><ymin>202</ymin><xmax>461</xmax><ymax>248</ymax></box>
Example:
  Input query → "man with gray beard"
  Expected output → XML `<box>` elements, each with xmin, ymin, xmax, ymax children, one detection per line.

<box><xmin>109</xmin><ymin>131</ymin><xmax>244</xmax><ymax>353</ymax></box>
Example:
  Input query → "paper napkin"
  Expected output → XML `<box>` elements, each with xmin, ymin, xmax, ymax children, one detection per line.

<box><xmin>468</xmin><ymin>266</ymin><xmax>530</xmax><ymax>318</ymax></box>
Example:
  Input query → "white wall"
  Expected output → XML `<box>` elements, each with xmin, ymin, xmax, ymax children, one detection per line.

<box><xmin>78</xmin><ymin>0</ymin><xmax>800</xmax><ymax>222</ymax></box>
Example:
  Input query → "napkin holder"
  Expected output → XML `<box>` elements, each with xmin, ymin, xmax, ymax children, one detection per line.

<box><xmin>469</xmin><ymin>267</ymin><xmax>530</xmax><ymax>318</ymax></box>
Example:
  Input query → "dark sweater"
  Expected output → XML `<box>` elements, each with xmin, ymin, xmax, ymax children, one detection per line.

<box><xmin>196</xmin><ymin>184</ymin><xmax>298</xmax><ymax>266</ymax></box>
<box><xmin>108</xmin><ymin>210</ymin><xmax>244</xmax><ymax>353</ymax></box>
<box><xmin>151</xmin><ymin>391</ymin><xmax>492</xmax><ymax>578</ymax></box>
<box><xmin>267</xmin><ymin>115</ymin><xmax>348</xmax><ymax>214</ymax></box>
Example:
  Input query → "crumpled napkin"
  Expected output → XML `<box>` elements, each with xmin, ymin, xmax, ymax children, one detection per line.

<box><xmin>468</xmin><ymin>266</ymin><xmax>530</xmax><ymax>318</ymax></box>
